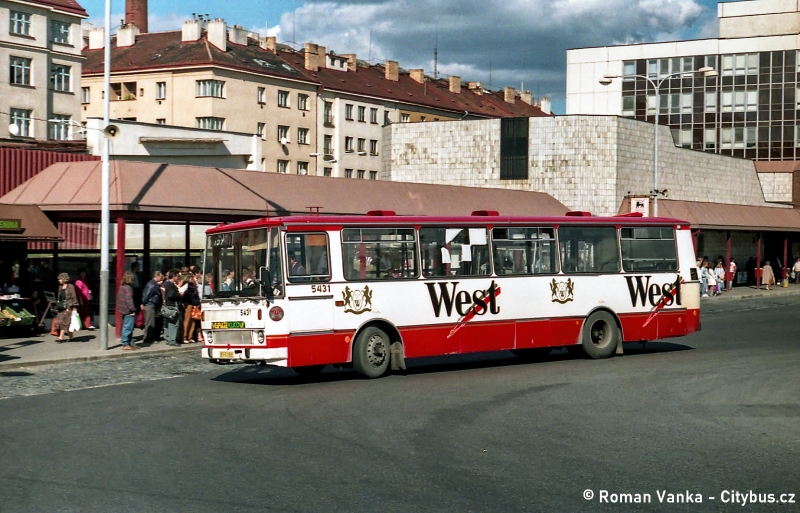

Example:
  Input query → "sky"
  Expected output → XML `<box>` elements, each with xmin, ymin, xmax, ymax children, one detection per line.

<box><xmin>80</xmin><ymin>0</ymin><xmax>728</xmax><ymax>114</ymax></box>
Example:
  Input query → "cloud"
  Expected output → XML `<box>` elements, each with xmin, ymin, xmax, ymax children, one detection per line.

<box><xmin>279</xmin><ymin>0</ymin><xmax>711</xmax><ymax>112</ymax></box>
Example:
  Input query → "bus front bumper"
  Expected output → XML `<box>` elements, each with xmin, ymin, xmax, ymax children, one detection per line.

<box><xmin>202</xmin><ymin>346</ymin><xmax>288</xmax><ymax>366</ymax></box>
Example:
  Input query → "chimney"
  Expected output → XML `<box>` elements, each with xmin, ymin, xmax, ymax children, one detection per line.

<box><xmin>260</xmin><ymin>36</ymin><xmax>277</xmax><ymax>52</ymax></box>
<box><xmin>385</xmin><ymin>60</ymin><xmax>399</xmax><ymax>81</ymax></box>
<box><xmin>540</xmin><ymin>96</ymin><xmax>551</xmax><ymax>115</ymax></box>
<box><xmin>206</xmin><ymin>19</ymin><xmax>227</xmax><ymax>51</ymax></box>
<box><xmin>304</xmin><ymin>42</ymin><xmax>322</xmax><ymax>71</ymax></box>
<box><xmin>229</xmin><ymin>25</ymin><xmax>247</xmax><ymax>46</ymax></box>
<box><xmin>449</xmin><ymin>75</ymin><xmax>461</xmax><ymax>94</ymax></box>
<box><xmin>341</xmin><ymin>54</ymin><xmax>357</xmax><ymax>72</ymax></box>
<box><xmin>125</xmin><ymin>0</ymin><xmax>148</xmax><ymax>33</ymax></box>
<box><xmin>504</xmin><ymin>86</ymin><xmax>516</xmax><ymax>104</ymax></box>
<box><xmin>316</xmin><ymin>45</ymin><xmax>326</xmax><ymax>69</ymax></box>
<box><xmin>89</xmin><ymin>27</ymin><xmax>104</xmax><ymax>50</ymax></box>
<box><xmin>520</xmin><ymin>91</ymin><xmax>532</xmax><ymax>105</ymax></box>
<box><xmin>468</xmin><ymin>81</ymin><xmax>483</xmax><ymax>95</ymax></box>
<box><xmin>182</xmin><ymin>18</ymin><xmax>202</xmax><ymax>42</ymax></box>
<box><xmin>410</xmin><ymin>69</ymin><xmax>425</xmax><ymax>84</ymax></box>
<box><xmin>116</xmin><ymin>23</ymin><xmax>139</xmax><ymax>48</ymax></box>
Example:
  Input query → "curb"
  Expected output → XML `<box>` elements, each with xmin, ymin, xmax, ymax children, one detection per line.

<box><xmin>704</xmin><ymin>287</ymin><xmax>800</xmax><ymax>302</ymax></box>
<box><xmin>0</xmin><ymin>343</ymin><xmax>197</xmax><ymax>371</ymax></box>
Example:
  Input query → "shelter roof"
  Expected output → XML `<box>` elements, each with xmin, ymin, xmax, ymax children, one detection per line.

<box><xmin>0</xmin><ymin>161</ymin><xmax>569</xmax><ymax>219</ymax></box>
<box><xmin>619</xmin><ymin>199</ymin><xmax>800</xmax><ymax>231</ymax></box>
<box><xmin>0</xmin><ymin>204</ymin><xmax>63</xmax><ymax>242</ymax></box>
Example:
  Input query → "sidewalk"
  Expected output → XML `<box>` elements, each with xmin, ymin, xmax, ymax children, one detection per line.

<box><xmin>2</xmin><ymin>283</ymin><xmax>800</xmax><ymax>370</ymax></box>
<box><xmin>0</xmin><ymin>323</ymin><xmax>197</xmax><ymax>370</ymax></box>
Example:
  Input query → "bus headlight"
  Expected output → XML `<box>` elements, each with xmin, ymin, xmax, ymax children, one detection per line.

<box><xmin>269</xmin><ymin>306</ymin><xmax>284</xmax><ymax>321</ymax></box>
<box><xmin>256</xmin><ymin>331</ymin><xmax>265</xmax><ymax>344</ymax></box>
<box><xmin>206</xmin><ymin>331</ymin><xmax>213</xmax><ymax>343</ymax></box>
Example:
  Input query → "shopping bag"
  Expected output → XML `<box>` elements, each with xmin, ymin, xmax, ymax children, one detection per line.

<box><xmin>69</xmin><ymin>310</ymin><xmax>81</xmax><ymax>333</ymax></box>
<box><xmin>191</xmin><ymin>305</ymin><xmax>202</xmax><ymax>320</ymax></box>
<box><xmin>135</xmin><ymin>310</ymin><xmax>144</xmax><ymax>329</ymax></box>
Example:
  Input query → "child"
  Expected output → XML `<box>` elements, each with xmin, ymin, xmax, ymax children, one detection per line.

<box><xmin>714</xmin><ymin>261</ymin><xmax>725</xmax><ymax>296</ymax></box>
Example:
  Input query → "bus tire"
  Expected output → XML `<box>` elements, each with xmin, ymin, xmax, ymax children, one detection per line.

<box><xmin>353</xmin><ymin>327</ymin><xmax>391</xmax><ymax>379</ymax></box>
<box><xmin>581</xmin><ymin>311</ymin><xmax>620</xmax><ymax>359</ymax></box>
<box><xmin>294</xmin><ymin>364</ymin><xmax>325</xmax><ymax>376</ymax></box>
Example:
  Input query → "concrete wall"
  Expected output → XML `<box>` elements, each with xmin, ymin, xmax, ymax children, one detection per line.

<box><xmin>385</xmin><ymin>115</ymin><xmax>768</xmax><ymax>216</ymax></box>
<box><xmin>719</xmin><ymin>0</ymin><xmax>800</xmax><ymax>38</ymax></box>
<box><xmin>758</xmin><ymin>172</ymin><xmax>794</xmax><ymax>203</ymax></box>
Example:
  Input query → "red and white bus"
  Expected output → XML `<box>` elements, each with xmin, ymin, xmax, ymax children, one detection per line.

<box><xmin>200</xmin><ymin>210</ymin><xmax>700</xmax><ymax>378</ymax></box>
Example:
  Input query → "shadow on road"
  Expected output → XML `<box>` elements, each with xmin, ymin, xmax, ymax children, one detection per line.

<box><xmin>211</xmin><ymin>342</ymin><xmax>695</xmax><ymax>385</ymax></box>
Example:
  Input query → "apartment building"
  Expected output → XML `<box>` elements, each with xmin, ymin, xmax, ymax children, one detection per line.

<box><xmin>566</xmin><ymin>0</ymin><xmax>800</xmax><ymax>207</ymax></box>
<box><xmin>0</xmin><ymin>0</ymin><xmax>87</xmax><ymax>141</ymax></box>
<box><xmin>82</xmin><ymin>16</ymin><xmax>549</xmax><ymax>176</ymax></box>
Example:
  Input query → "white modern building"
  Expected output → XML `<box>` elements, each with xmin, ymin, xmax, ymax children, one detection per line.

<box><xmin>566</xmin><ymin>0</ymin><xmax>800</xmax><ymax>208</ymax></box>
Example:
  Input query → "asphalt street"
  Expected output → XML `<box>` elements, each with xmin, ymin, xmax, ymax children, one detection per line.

<box><xmin>0</xmin><ymin>296</ymin><xmax>798</xmax><ymax>512</ymax></box>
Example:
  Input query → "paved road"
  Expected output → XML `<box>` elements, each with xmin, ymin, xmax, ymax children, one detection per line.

<box><xmin>0</xmin><ymin>297</ymin><xmax>798</xmax><ymax>512</ymax></box>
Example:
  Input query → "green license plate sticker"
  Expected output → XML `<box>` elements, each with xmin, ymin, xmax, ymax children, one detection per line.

<box><xmin>211</xmin><ymin>321</ymin><xmax>245</xmax><ymax>329</ymax></box>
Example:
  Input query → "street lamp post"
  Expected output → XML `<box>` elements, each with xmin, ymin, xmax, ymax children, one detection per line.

<box><xmin>99</xmin><ymin>0</ymin><xmax>112</xmax><ymax>350</ymax></box>
<box><xmin>600</xmin><ymin>67</ymin><xmax>718</xmax><ymax>217</ymax></box>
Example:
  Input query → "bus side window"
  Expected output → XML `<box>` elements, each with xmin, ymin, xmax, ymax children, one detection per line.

<box><xmin>286</xmin><ymin>233</ymin><xmax>331</xmax><ymax>283</ymax></box>
<box><xmin>557</xmin><ymin>226</ymin><xmax>619</xmax><ymax>274</ymax></box>
<box><xmin>420</xmin><ymin>227</ymin><xmax>489</xmax><ymax>277</ymax></box>
<box><xmin>342</xmin><ymin>228</ymin><xmax>417</xmax><ymax>281</ymax></box>
<box><xmin>491</xmin><ymin>227</ymin><xmax>556</xmax><ymax>275</ymax></box>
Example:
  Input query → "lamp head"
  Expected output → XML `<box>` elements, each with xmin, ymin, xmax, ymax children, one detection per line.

<box><xmin>598</xmin><ymin>78</ymin><xmax>613</xmax><ymax>86</ymax></box>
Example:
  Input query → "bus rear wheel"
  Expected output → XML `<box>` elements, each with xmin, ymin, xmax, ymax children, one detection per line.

<box><xmin>353</xmin><ymin>327</ymin><xmax>391</xmax><ymax>379</ymax></box>
<box><xmin>294</xmin><ymin>365</ymin><xmax>325</xmax><ymax>376</ymax></box>
<box><xmin>581</xmin><ymin>311</ymin><xmax>619</xmax><ymax>359</ymax></box>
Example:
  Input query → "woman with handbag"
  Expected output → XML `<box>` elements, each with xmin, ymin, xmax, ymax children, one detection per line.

<box><xmin>181</xmin><ymin>272</ymin><xmax>201</xmax><ymax>344</ymax></box>
<box><xmin>53</xmin><ymin>273</ymin><xmax>79</xmax><ymax>343</ymax></box>
<box><xmin>761</xmin><ymin>261</ymin><xmax>775</xmax><ymax>291</ymax></box>
<box><xmin>162</xmin><ymin>270</ymin><xmax>183</xmax><ymax>347</ymax></box>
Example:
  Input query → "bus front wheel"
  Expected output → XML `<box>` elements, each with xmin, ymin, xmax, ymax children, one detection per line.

<box><xmin>581</xmin><ymin>311</ymin><xmax>619</xmax><ymax>359</ymax></box>
<box><xmin>353</xmin><ymin>327</ymin><xmax>391</xmax><ymax>379</ymax></box>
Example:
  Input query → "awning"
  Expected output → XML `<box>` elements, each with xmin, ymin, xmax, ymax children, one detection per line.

<box><xmin>0</xmin><ymin>160</ymin><xmax>569</xmax><ymax>219</ymax></box>
<box><xmin>619</xmin><ymin>198</ymin><xmax>800</xmax><ymax>232</ymax></box>
<box><xmin>0</xmin><ymin>204</ymin><xmax>63</xmax><ymax>242</ymax></box>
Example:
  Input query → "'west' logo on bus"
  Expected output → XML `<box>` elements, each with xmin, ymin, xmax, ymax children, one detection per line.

<box><xmin>625</xmin><ymin>275</ymin><xmax>682</xmax><ymax>308</ymax></box>
<box><xmin>426</xmin><ymin>281</ymin><xmax>501</xmax><ymax>318</ymax></box>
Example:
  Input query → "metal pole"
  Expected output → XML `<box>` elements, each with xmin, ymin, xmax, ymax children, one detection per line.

<box><xmin>100</xmin><ymin>0</ymin><xmax>111</xmax><ymax>350</ymax></box>
<box><xmin>653</xmin><ymin>88</ymin><xmax>659</xmax><ymax>218</ymax></box>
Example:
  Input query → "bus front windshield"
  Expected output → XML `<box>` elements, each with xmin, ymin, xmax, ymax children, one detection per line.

<box><xmin>204</xmin><ymin>228</ymin><xmax>271</xmax><ymax>298</ymax></box>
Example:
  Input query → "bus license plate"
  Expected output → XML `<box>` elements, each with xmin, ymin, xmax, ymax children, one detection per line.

<box><xmin>219</xmin><ymin>351</ymin><xmax>234</xmax><ymax>358</ymax></box>
<box><xmin>211</xmin><ymin>321</ymin><xmax>245</xmax><ymax>329</ymax></box>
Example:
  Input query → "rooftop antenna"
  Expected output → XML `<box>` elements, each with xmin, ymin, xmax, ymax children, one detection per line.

<box><xmin>368</xmin><ymin>30</ymin><xmax>373</xmax><ymax>63</ymax></box>
<box><xmin>434</xmin><ymin>34</ymin><xmax>438</xmax><ymax>80</ymax></box>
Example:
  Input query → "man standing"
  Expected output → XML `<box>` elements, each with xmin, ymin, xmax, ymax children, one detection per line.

<box><xmin>141</xmin><ymin>271</ymin><xmax>164</xmax><ymax>345</ymax></box>
<box><xmin>162</xmin><ymin>270</ymin><xmax>182</xmax><ymax>347</ymax></box>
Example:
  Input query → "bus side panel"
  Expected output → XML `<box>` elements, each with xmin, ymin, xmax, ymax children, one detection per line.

<box><xmin>514</xmin><ymin>319</ymin><xmax>551</xmax><ymax>349</ymax></box>
<box><xmin>287</xmin><ymin>332</ymin><xmax>353</xmax><ymax>367</ymax></box>
<box><xmin>548</xmin><ymin>317</ymin><xmax>583</xmax><ymax>347</ymax></box>
<box><xmin>400</xmin><ymin>325</ymin><xmax>460</xmax><ymax>358</ymax></box>
<box><xmin>619</xmin><ymin>312</ymin><xmax>658</xmax><ymax>342</ymax></box>
<box><xmin>458</xmin><ymin>320</ymin><xmax>516</xmax><ymax>354</ymax></box>
<box><xmin>657</xmin><ymin>310</ymin><xmax>688</xmax><ymax>338</ymax></box>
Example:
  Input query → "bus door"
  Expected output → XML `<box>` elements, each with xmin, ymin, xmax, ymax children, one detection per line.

<box><xmin>285</xmin><ymin>232</ymin><xmax>334</xmax><ymax>335</ymax></box>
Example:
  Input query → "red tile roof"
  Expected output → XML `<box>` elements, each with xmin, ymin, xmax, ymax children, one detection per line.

<box><xmin>24</xmin><ymin>0</ymin><xmax>88</xmax><ymax>17</ymax></box>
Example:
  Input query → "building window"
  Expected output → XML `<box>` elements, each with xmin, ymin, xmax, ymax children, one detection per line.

<box><xmin>500</xmin><ymin>117</ymin><xmax>528</xmax><ymax>180</ymax></box>
<box><xmin>345</xmin><ymin>104</ymin><xmax>354</xmax><ymax>120</ymax></box>
<box><xmin>370</xmin><ymin>108</ymin><xmax>378</xmax><ymax>124</ymax></box>
<box><xmin>646</xmin><ymin>95</ymin><xmax>656</xmax><ymax>115</ymax></box>
<box><xmin>196</xmin><ymin>117</ymin><xmax>224</xmax><ymax>130</ymax></box>
<box><xmin>10</xmin><ymin>57</ymin><xmax>31</xmax><ymax>86</ymax></box>
<box><xmin>277</xmin><ymin>125</ymin><xmax>290</xmax><ymax>143</ymax></box>
<box><xmin>704</xmin><ymin>128</ymin><xmax>716</xmax><ymax>150</ymax></box>
<box><xmin>156</xmin><ymin>119</ymin><xmax>166</xmax><ymax>125</ymax></box>
<box><xmin>323</xmin><ymin>135</ymin><xmax>333</xmax><ymax>154</ymax></box>
<box><xmin>10</xmin><ymin>11</ymin><xmax>31</xmax><ymax>36</ymax></box>
<box><xmin>297</xmin><ymin>161</ymin><xmax>309</xmax><ymax>175</ymax></box>
<box><xmin>400</xmin><ymin>113</ymin><xmax>410</xmax><ymax>123</ymax></box>
<box><xmin>705</xmin><ymin>92</ymin><xmax>716</xmax><ymax>113</ymax></box>
<box><xmin>156</xmin><ymin>82</ymin><xmax>166</xmax><ymax>100</ymax></box>
<box><xmin>345</xmin><ymin>136</ymin><xmax>354</xmax><ymax>152</ymax></box>
<box><xmin>277</xmin><ymin>160</ymin><xmax>289</xmax><ymax>173</ymax></box>
<box><xmin>345</xmin><ymin>168</ymin><xmax>353</xmax><ymax>178</ymax></box>
<box><xmin>357</xmin><ymin>169</ymin><xmax>365</xmax><ymax>179</ymax></box>
<box><xmin>10</xmin><ymin>109</ymin><xmax>32</xmax><ymax>137</ymax></box>
<box><xmin>369</xmin><ymin>171</ymin><xmax>377</xmax><ymax>180</ymax></box>
<box><xmin>721</xmin><ymin>53</ymin><xmax>758</xmax><ymax>76</ymax></box>
<box><xmin>323</xmin><ymin>101</ymin><xmax>334</xmax><ymax>126</ymax></box>
<box><xmin>323</xmin><ymin>167</ymin><xmax>332</xmax><ymax>177</ymax></box>
<box><xmin>419</xmin><ymin>116</ymin><xmax>426</xmax><ymax>122</ymax></box>
<box><xmin>621</xmin><ymin>96</ymin><xmax>634</xmax><ymax>116</ymax></box>
<box><xmin>370</xmin><ymin>139</ymin><xmax>378</xmax><ymax>155</ymax></box>
<box><xmin>357</xmin><ymin>138</ymin><xmax>365</xmax><ymax>153</ymax></box>
<box><xmin>745</xmin><ymin>127</ymin><xmax>756</xmax><ymax>149</ymax></box>
<box><xmin>258</xmin><ymin>87</ymin><xmax>265</xmax><ymax>104</ymax></box>
<box><xmin>297</xmin><ymin>127</ymin><xmax>309</xmax><ymax>144</ymax></box>
<box><xmin>384</xmin><ymin>111</ymin><xmax>391</xmax><ymax>125</ymax></box>
<box><xmin>278</xmin><ymin>90</ymin><xmax>289</xmax><ymax>107</ymax></box>
<box><xmin>298</xmin><ymin>93</ymin><xmax>309</xmax><ymax>110</ymax></box>
<box><xmin>49</xmin><ymin>114</ymin><xmax>70</xmax><ymax>140</ymax></box>
<box><xmin>51</xmin><ymin>20</ymin><xmax>70</xmax><ymax>44</ymax></box>
<box><xmin>196</xmin><ymin>80</ymin><xmax>224</xmax><ymax>98</ymax></box>
<box><xmin>50</xmin><ymin>64</ymin><xmax>71</xmax><ymax>92</ymax></box>
<box><xmin>81</xmin><ymin>87</ymin><xmax>90</xmax><ymax>104</ymax></box>
<box><xmin>358</xmin><ymin>106</ymin><xmax>366</xmax><ymax>122</ymax></box>
<box><xmin>681</xmin><ymin>92</ymin><xmax>692</xmax><ymax>114</ymax></box>
<box><xmin>622</xmin><ymin>60</ymin><xmax>636</xmax><ymax>80</ymax></box>
<box><xmin>257</xmin><ymin>123</ymin><xmax>265</xmax><ymax>137</ymax></box>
